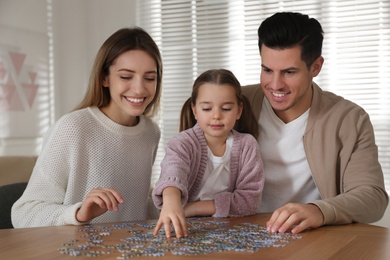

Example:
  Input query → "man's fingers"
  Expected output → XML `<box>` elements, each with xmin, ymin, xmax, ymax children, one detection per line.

<box><xmin>277</xmin><ymin>213</ymin><xmax>300</xmax><ymax>233</ymax></box>
<box><xmin>267</xmin><ymin>203</ymin><xmax>324</xmax><ymax>234</ymax></box>
<box><xmin>267</xmin><ymin>209</ymin><xmax>291</xmax><ymax>233</ymax></box>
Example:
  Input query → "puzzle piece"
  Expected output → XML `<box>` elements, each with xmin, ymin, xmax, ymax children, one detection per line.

<box><xmin>58</xmin><ymin>217</ymin><xmax>302</xmax><ymax>258</ymax></box>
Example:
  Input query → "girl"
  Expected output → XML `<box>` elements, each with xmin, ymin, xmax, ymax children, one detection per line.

<box><xmin>12</xmin><ymin>27</ymin><xmax>162</xmax><ymax>227</ymax></box>
<box><xmin>152</xmin><ymin>69</ymin><xmax>264</xmax><ymax>238</ymax></box>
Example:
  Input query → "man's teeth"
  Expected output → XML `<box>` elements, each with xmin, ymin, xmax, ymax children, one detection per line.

<box><xmin>273</xmin><ymin>92</ymin><xmax>285</xmax><ymax>97</ymax></box>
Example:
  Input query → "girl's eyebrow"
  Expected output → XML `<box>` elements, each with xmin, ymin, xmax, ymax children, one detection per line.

<box><xmin>198</xmin><ymin>101</ymin><xmax>236</xmax><ymax>105</ymax></box>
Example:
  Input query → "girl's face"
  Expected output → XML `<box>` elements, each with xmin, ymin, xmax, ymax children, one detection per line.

<box><xmin>101</xmin><ymin>50</ymin><xmax>157</xmax><ymax>126</ymax></box>
<box><xmin>192</xmin><ymin>83</ymin><xmax>242</xmax><ymax>142</ymax></box>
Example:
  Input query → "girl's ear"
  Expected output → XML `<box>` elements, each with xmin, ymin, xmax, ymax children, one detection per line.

<box><xmin>191</xmin><ymin>103</ymin><xmax>197</xmax><ymax>120</ymax></box>
<box><xmin>236</xmin><ymin>102</ymin><xmax>243</xmax><ymax>120</ymax></box>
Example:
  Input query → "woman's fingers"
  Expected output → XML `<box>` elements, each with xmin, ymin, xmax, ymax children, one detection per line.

<box><xmin>86</xmin><ymin>188</ymin><xmax>124</xmax><ymax>210</ymax></box>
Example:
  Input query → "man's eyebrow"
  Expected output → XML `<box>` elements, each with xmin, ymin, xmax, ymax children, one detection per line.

<box><xmin>261</xmin><ymin>64</ymin><xmax>274</xmax><ymax>71</ymax></box>
<box><xmin>282</xmin><ymin>67</ymin><xmax>299</xmax><ymax>72</ymax></box>
<box><xmin>261</xmin><ymin>64</ymin><xmax>299</xmax><ymax>71</ymax></box>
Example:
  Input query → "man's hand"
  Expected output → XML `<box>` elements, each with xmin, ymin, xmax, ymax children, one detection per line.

<box><xmin>266</xmin><ymin>203</ymin><xmax>324</xmax><ymax>234</ymax></box>
<box><xmin>76</xmin><ymin>188</ymin><xmax>124</xmax><ymax>223</ymax></box>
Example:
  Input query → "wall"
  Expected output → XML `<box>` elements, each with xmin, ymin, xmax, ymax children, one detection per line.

<box><xmin>0</xmin><ymin>0</ymin><xmax>50</xmax><ymax>155</ymax></box>
<box><xmin>51</xmin><ymin>0</ymin><xmax>137</xmax><ymax>118</ymax></box>
<box><xmin>0</xmin><ymin>0</ymin><xmax>136</xmax><ymax>155</ymax></box>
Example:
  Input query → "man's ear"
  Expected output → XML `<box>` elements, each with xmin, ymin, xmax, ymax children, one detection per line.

<box><xmin>311</xmin><ymin>56</ymin><xmax>324</xmax><ymax>77</ymax></box>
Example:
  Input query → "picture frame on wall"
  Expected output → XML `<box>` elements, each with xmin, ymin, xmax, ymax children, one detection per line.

<box><xmin>0</xmin><ymin>24</ymin><xmax>51</xmax><ymax>155</ymax></box>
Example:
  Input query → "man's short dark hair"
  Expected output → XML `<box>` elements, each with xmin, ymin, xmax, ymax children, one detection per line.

<box><xmin>258</xmin><ymin>12</ymin><xmax>324</xmax><ymax>68</ymax></box>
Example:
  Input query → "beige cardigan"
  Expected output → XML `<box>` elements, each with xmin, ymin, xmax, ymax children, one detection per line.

<box><xmin>242</xmin><ymin>82</ymin><xmax>388</xmax><ymax>225</ymax></box>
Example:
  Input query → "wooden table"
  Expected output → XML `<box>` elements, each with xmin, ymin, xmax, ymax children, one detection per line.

<box><xmin>1</xmin><ymin>213</ymin><xmax>389</xmax><ymax>260</ymax></box>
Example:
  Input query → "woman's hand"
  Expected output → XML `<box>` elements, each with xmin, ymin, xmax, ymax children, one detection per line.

<box><xmin>76</xmin><ymin>188</ymin><xmax>124</xmax><ymax>223</ymax></box>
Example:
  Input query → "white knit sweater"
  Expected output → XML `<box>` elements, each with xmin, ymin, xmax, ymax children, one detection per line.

<box><xmin>11</xmin><ymin>106</ymin><xmax>160</xmax><ymax>227</ymax></box>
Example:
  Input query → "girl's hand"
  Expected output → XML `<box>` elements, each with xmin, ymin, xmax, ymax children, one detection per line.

<box><xmin>76</xmin><ymin>188</ymin><xmax>124</xmax><ymax>223</ymax></box>
<box><xmin>153</xmin><ymin>187</ymin><xmax>188</xmax><ymax>238</ymax></box>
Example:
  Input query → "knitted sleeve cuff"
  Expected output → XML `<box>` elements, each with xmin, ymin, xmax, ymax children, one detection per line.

<box><xmin>64</xmin><ymin>202</ymin><xmax>90</xmax><ymax>225</ymax></box>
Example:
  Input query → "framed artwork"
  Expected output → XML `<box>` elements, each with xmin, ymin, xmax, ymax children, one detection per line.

<box><xmin>0</xmin><ymin>24</ymin><xmax>51</xmax><ymax>154</ymax></box>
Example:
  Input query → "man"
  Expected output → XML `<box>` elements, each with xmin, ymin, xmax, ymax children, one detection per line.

<box><xmin>242</xmin><ymin>12</ymin><xmax>388</xmax><ymax>234</ymax></box>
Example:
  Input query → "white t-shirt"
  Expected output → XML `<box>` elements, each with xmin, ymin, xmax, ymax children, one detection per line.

<box><xmin>194</xmin><ymin>133</ymin><xmax>233</xmax><ymax>201</ymax></box>
<box><xmin>258</xmin><ymin>98</ymin><xmax>321</xmax><ymax>213</ymax></box>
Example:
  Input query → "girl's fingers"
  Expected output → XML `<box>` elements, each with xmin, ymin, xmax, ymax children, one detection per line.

<box><xmin>153</xmin><ymin>221</ymin><xmax>163</xmax><ymax>236</ymax></box>
<box><xmin>164</xmin><ymin>221</ymin><xmax>172</xmax><ymax>238</ymax></box>
<box><xmin>171</xmin><ymin>215</ymin><xmax>188</xmax><ymax>238</ymax></box>
<box><xmin>180</xmin><ymin>217</ymin><xmax>188</xmax><ymax>237</ymax></box>
<box><xmin>171</xmin><ymin>217</ymin><xmax>183</xmax><ymax>238</ymax></box>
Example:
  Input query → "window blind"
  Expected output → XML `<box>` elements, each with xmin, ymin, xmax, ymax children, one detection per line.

<box><xmin>136</xmin><ymin>0</ymin><xmax>390</xmax><ymax>194</ymax></box>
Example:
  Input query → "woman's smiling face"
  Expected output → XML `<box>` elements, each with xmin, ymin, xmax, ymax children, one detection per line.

<box><xmin>101</xmin><ymin>49</ymin><xmax>157</xmax><ymax>126</ymax></box>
